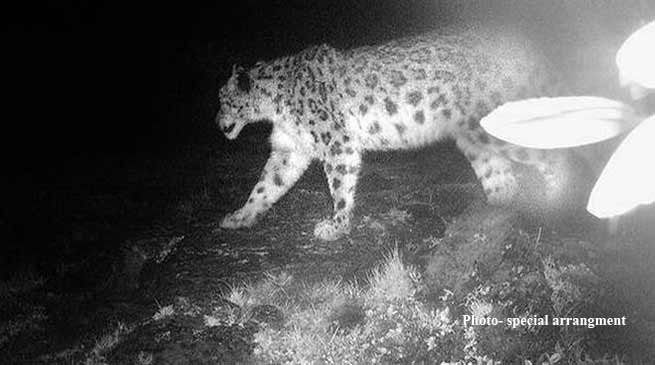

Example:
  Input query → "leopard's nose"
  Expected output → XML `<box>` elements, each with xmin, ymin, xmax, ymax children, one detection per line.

<box><xmin>216</xmin><ymin>112</ymin><xmax>235</xmax><ymax>134</ymax></box>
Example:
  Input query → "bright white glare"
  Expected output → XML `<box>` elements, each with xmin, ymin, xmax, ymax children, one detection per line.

<box><xmin>616</xmin><ymin>21</ymin><xmax>655</xmax><ymax>91</ymax></box>
<box><xmin>480</xmin><ymin>97</ymin><xmax>640</xmax><ymax>149</ymax></box>
<box><xmin>587</xmin><ymin>114</ymin><xmax>655</xmax><ymax>218</ymax></box>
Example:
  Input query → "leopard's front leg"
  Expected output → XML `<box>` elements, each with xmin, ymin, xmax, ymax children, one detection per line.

<box><xmin>314</xmin><ymin>145</ymin><xmax>362</xmax><ymax>241</ymax></box>
<box><xmin>221</xmin><ymin>147</ymin><xmax>311</xmax><ymax>229</ymax></box>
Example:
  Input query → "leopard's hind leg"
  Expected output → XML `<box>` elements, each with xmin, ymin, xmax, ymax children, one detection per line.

<box><xmin>455</xmin><ymin>132</ymin><xmax>520</xmax><ymax>204</ymax></box>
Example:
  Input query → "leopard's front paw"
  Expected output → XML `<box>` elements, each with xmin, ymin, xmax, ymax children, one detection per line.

<box><xmin>313</xmin><ymin>218</ymin><xmax>350</xmax><ymax>241</ymax></box>
<box><xmin>220</xmin><ymin>208</ymin><xmax>258</xmax><ymax>229</ymax></box>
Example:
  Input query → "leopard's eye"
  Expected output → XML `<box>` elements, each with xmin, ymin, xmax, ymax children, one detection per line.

<box><xmin>236</xmin><ymin>70</ymin><xmax>252</xmax><ymax>93</ymax></box>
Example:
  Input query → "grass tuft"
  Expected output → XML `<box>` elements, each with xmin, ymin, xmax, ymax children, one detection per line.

<box><xmin>84</xmin><ymin>322</ymin><xmax>133</xmax><ymax>365</ymax></box>
<box><xmin>225</xmin><ymin>248</ymin><xmax>460</xmax><ymax>364</ymax></box>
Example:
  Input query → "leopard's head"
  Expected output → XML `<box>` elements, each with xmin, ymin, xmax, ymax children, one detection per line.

<box><xmin>216</xmin><ymin>65</ymin><xmax>257</xmax><ymax>140</ymax></box>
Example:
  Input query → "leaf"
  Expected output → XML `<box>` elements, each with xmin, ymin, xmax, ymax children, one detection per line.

<box><xmin>587</xmin><ymin>114</ymin><xmax>655</xmax><ymax>218</ymax></box>
<box><xmin>616</xmin><ymin>21</ymin><xmax>655</xmax><ymax>90</ymax></box>
<box><xmin>480</xmin><ymin>96</ymin><xmax>640</xmax><ymax>149</ymax></box>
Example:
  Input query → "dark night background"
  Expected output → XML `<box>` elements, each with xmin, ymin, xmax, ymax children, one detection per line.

<box><xmin>3</xmin><ymin>0</ymin><xmax>652</xmax><ymax>278</ymax></box>
<box><xmin>2</xmin><ymin>0</ymin><xmax>651</xmax><ymax>277</ymax></box>
<box><xmin>1</xmin><ymin>0</ymin><xmax>494</xmax><ymax>273</ymax></box>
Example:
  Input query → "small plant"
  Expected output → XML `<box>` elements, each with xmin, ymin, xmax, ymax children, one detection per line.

<box><xmin>85</xmin><ymin>322</ymin><xmax>133</xmax><ymax>365</ymax></box>
<box><xmin>481</xmin><ymin>20</ymin><xmax>655</xmax><ymax>224</ymax></box>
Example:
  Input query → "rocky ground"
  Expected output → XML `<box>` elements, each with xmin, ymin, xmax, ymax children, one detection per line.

<box><xmin>2</xmin><ymin>127</ymin><xmax>654</xmax><ymax>363</ymax></box>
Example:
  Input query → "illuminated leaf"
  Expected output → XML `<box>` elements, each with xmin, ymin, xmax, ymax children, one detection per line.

<box><xmin>587</xmin><ymin>114</ymin><xmax>655</xmax><ymax>218</ymax></box>
<box><xmin>480</xmin><ymin>96</ymin><xmax>640</xmax><ymax>149</ymax></box>
<box><xmin>616</xmin><ymin>21</ymin><xmax>655</xmax><ymax>91</ymax></box>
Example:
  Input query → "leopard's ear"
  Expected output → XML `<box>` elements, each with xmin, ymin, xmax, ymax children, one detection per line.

<box><xmin>228</xmin><ymin>64</ymin><xmax>252</xmax><ymax>93</ymax></box>
<box><xmin>235</xmin><ymin>67</ymin><xmax>252</xmax><ymax>93</ymax></box>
